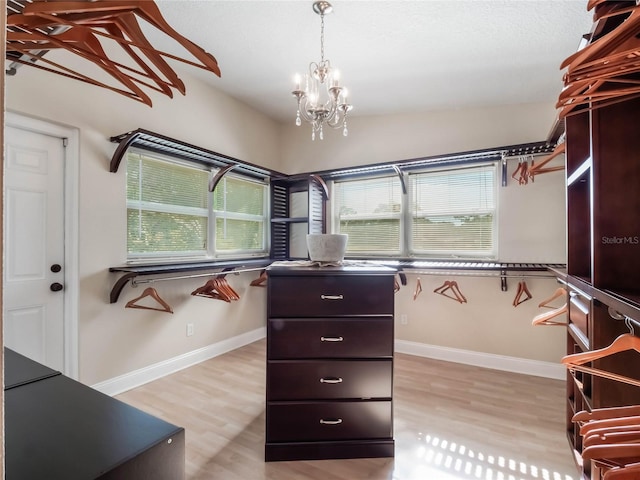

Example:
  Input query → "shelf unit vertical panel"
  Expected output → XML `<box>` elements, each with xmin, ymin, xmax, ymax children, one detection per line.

<box><xmin>567</xmin><ymin>171</ymin><xmax>592</xmax><ymax>283</ymax></box>
<box><xmin>590</xmin><ymin>98</ymin><xmax>640</xmax><ymax>293</ymax></box>
<box><xmin>565</xmin><ymin>112</ymin><xmax>591</xmax><ymax>175</ymax></box>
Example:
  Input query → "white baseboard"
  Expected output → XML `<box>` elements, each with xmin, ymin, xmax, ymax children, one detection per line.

<box><xmin>92</xmin><ymin>330</ymin><xmax>563</xmax><ymax>396</ymax></box>
<box><xmin>92</xmin><ymin>327</ymin><xmax>266</xmax><ymax>396</ymax></box>
<box><xmin>395</xmin><ymin>339</ymin><xmax>566</xmax><ymax>380</ymax></box>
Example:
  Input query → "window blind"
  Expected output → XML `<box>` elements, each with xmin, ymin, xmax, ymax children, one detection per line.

<box><xmin>127</xmin><ymin>152</ymin><xmax>209</xmax><ymax>255</ymax></box>
<box><xmin>409</xmin><ymin>164</ymin><xmax>496</xmax><ymax>257</ymax></box>
<box><xmin>334</xmin><ymin>176</ymin><xmax>402</xmax><ymax>254</ymax></box>
<box><xmin>212</xmin><ymin>175</ymin><xmax>267</xmax><ymax>252</ymax></box>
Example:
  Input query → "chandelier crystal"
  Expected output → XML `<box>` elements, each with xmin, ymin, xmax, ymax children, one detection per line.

<box><xmin>292</xmin><ymin>1</ymin><xmax>353</xmax><ymax>140</ymax></box>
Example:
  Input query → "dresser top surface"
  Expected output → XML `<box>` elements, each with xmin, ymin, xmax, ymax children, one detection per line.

<box><xmin>268</xmin><ymin>262</ymin><xmax>395</xmax><ymax>276</ymax></box>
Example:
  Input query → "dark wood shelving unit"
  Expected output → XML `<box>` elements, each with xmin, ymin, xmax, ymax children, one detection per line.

<box><xmin>559</xmin><ymin>4</ymin><xmax>640</xmax><ymax>477</ymax></box>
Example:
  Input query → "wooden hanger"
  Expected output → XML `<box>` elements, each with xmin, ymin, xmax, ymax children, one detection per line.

<box><xmin>7</xmin><ymin>25</ymin><xmax>154</xmax><ymax>106</ymax></box>
<box><xmin>125</xmin><ymin>287</ymin><xmax>173</xmax><ymax>313</ymax></box>
<box><xmin>191</xmin><ymin>279</ymin><xmax>231</xmax><ymax>302</ymax></box>
<box><xmin>582</xmin><ymin>442</ymin><xmax>640</xmax><ymax>462</ymax></box>
<box><xmin>191</xmin><ymin>277</ymin><xmax>239</xmax><ymax>302</ymax></box>
<box><xmin>528</xmin><ymin>143</ymin><xmax>565</xmax><ymax>177</ymax></box>
<box><xmin>434</xmin><ymin>280</ymin><xmax>466</xmax><ymax>304</ymax></box>
<box><xmin>561</xmin><ymin>5</ymin><xmax>640</xmax><ymax>73</ymax></box>
<box><xmin>531</xmin><ymin>303</ymin><xmax>568</xmax><ymax>326</ymax></box>
<box><xmin>604</xmin><ymin>461</ymin><xmax>640</xmax><ymax>480</ymax></box>
<box><xmin>558</xmin><ymin>5</ymin><xmax>640</xmax><ymax>117</ymax></box>
<box><xmin>250</xmin><ymin>270</ymin><xmax>267</xmax><ymax>287</ymax></box>
<box><xmin>538</xmin><ymin>287</ymin><xmax>567</xmax><ymax>308</ymax></box>
<box><xmin>413</xmin><ymin>277</ymin><xmax>422</xmax><ymax>301</ymax></box>
<box><xmin>562</xmin><ymin>333</ymin><xmax>640</xmax><ymax>388</ymax></box>
<box><xmin>582</xmin><ymin>419</ymin><xmax>640</xmax><ymax>438</ymax></box>
<box><xmin>22</xmin><ymin>0</ymin><xmax>221</xmax><ymax>76</ymax></box>
<box><xmin>6</xmin><ymin>43</ymin><xmax>154</xmax><ymax>105</ymax></box>
<box><xmin>584</xmin><ymin>428</ymin><xmax>640</xmax><ymax>448</ymax></box>
<box><xmin>20</xmin><ymin>9</ymin><xmax>192</xmax><ymax>96</ymax></box>
<box><xmin>217</xmin><ymin>277</ymin><xmax>240</xmax><ymax>301</ymax></box>
<box><xmin>8</xmin><ymin>0</ymin><xmax>220</xmax><ymax>106</ymax></box>
<box><xmin>512</xmin><ymin>280</ymin><xmax>532</xmax><ymax>307</ymax></box>
<box><xmin>511</xmin><ymin>157</ymin><xmax>528</xmax><ymax>185</ymax></box>
<box><xmin>574</xmin><ymin>405</ymin><xmax>640</xmax><ymax>424</ymax></box>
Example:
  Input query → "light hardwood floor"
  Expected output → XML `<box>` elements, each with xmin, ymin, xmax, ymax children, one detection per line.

<box><xmin>116</xmin><ymin>340</ymin><xmax>578</xmax><ymax>480</ymax></box>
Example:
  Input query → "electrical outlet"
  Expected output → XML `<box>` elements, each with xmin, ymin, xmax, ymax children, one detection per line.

<box><xmin>400</xmin><ymin>314</ymin><xmax>408</xmax><ymax>325</ymax></box>
<box><xmin>186</xmin><ymin>323</ymin><xmax>194</xmax><ymax>337</ymax></box>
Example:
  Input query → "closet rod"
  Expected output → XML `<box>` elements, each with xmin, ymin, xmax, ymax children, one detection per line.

<box><xmin>130</xmin><ymin>266</ymin><xmax>266</xmax><ymax>287</ymax></box>
<box><xmin>399</xmin><ymin>270</ymin><xmax>557</xmax><ymax>279</ymax></box>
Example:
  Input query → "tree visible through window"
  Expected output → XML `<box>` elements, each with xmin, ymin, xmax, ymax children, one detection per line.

<box><xmin>126</xmin><ymin>150</ymin><xmax>268</xmax><ymax>260</ymax></box>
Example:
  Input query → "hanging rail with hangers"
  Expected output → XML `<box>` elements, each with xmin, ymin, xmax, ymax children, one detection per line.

<box><xmin>109</xmin><ymin>258</ymin><xmax>272</xmax><ymax>303</ymax></box>
<box><xmin>391</xmin><ymin>261</ymin><xmax>564</xmax><ymax>292</ymax></box>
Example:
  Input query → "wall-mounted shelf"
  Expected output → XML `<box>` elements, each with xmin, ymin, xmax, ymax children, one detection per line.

<box><xmin>109</xmin><ymin>128</ymin><xmax>282</xmax><ymax>180</ymax></box>
<box><xmin>385</xmin><ymin>260</ymin><xmax>564</xmax><ymax>291</ymax></box>
<box><xmin>109</xmin><ymin>258</ymin><xmax>272</xmax><ymax>304</ymax></box>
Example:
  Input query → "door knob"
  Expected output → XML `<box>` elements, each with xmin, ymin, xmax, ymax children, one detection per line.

<box><xmin>51</xmin><ymin>264</ymin><xmax>62</xmax><ymax>273</ymax></box>
<box><xmin>50</xmin><ymin>282</ymin><xmax>64</xmax><ymax>292</ymax></box>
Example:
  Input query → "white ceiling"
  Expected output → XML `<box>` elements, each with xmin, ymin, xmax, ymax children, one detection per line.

<box><xmin>146</xmin><ymin>0</ymin><xmax>594</xmax><ymax>123</ymax></box>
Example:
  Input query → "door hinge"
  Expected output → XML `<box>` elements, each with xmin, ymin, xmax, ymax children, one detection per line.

<box><xmin>62</xmin><ymin>138</ymin><xmax>68</xmax><ymax>148</ymax></box>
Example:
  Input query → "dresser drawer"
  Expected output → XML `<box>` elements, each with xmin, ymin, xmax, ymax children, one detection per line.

<box><xmin>267</xmin><ymin>360</ymin><xmax>392</xmax><ymax>400</ymax></box>
<box><xmin>268</xmin><ymin>317</ymin><xmax>393</xmax><ymax>359</ymax></box>
<box><xmin>266</xmin><ymin>401</ymin><xmax>392</xmax><ymax>442</ymax></box>
<box><xmin>569</xmin><ymin>288</ymin><xmax>590</xmax><ymax>341</ymax></box>
<box><xmin>268</xmin><ymin>275</ymin><xmax>394</xmax><ymax>317</ymax></box>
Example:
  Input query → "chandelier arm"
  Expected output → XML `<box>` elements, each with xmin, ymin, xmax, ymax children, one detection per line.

<box><xmin>325</xmin><ymin>105</ymin><xmax>345</xmax><ymax>128</ymax></box>
<box><xmin>297</xmin><ymin>97</ymin><xmax>318</xmax><ymax>124</ymax></box>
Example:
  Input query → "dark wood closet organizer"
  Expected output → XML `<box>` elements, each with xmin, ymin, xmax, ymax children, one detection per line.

<box><xmin>265</xmin><ymin>265</ymin><xmax>396</xmax><ymax>461</ymax></box>
<box><xmin>559</xmin><ymin>4</ymin><xmax>640</xmax><ymax>477</ymax></box>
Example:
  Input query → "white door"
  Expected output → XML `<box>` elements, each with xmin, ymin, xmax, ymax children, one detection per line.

<box><xmin>4</xmin><ymin>125</ymin><xmax>66</xmax><ymax>371</ymax></box>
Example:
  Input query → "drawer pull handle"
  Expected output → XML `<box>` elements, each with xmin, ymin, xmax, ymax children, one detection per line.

<box><xmin>320</xmin><ymin>418</ymin><xmax>343</xmax><ymax>425</ymax></box>
<box><xmin>320</xmin><ymin>377</ymin><xmax>343</xmax><ymax>384</ymax></box>
<box><xmin>321</xmin><ymin>294</ymin><xmax>344</xmax><ymax>300</ymax></box>
<box><xmin>320</xmin><ymin>336</ymin><xmax>344</xmax><ymax>342</ymax></box>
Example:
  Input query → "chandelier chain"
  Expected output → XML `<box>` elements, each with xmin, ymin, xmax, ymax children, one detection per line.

<box><xmin>320</xmin><ymin>11</ymin><xmax>325</xmax><ymax>64</ymax></box>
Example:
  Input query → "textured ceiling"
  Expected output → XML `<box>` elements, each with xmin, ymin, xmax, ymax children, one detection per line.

<box><xmin>15</xmin><ymin>0</ymin><xmax>596</xmax><ymax>122</ymax></box>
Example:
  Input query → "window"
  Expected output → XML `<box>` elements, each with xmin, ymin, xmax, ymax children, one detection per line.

<box><xmin>409</xmin><ymin>164</ymin><xmax>496</xmax><ymax>258</ymax></box>
<box><xmin>212</xmin><ymin>176</ymin><xmax>268</xmax><ymax>253</ymax></box>
<box><xmin>126</xmin><ymin>150</ymin><xmax>268</xmax><ymax>261</ymax></box>
<box><xmin>333</xmin><ymin>163</ymin><xmax>497</xmax><ymax>259</ymax></box>
<box><xmin>334</xmin><ymin>176</ymin><xmax>403</xmax><ymax>255</ymax></box>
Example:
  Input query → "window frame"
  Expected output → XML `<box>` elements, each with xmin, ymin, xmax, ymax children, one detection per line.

<box><xmin>331</xmin><ymin>173</ymin><xmax>405</xmax><ymax>257</ymax></box>
<box><xmin>330</xmin><ymin>161</ymin><xmax>499</xmax><ymax>260</ymax></box>
<box><xmin>407</xmin><ymin>162</ymin><xmax>498</xmax><ymax>259</ymax></box>
<box><xmin>125</xmin><ymin>147</ymin><xmax>269</xmax><ymax>264</ymax></box>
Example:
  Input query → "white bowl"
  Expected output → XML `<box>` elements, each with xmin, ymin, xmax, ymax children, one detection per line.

<box><xmin>306</xmin><ymin>234</ymin><xmax>348</xmax><ymax>263</ymax></box>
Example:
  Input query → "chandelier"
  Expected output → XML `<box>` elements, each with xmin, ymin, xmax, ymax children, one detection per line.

<box><xmin>292</xmin><ymin>1</ymin><xmax>353</xmax><ymax>140</ymax></box>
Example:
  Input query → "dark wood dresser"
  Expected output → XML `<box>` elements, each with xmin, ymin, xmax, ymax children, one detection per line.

<box><xmin>265</xmin><ymin>264</ymin><xmax>395</xmax><ymax>462</ymax></box>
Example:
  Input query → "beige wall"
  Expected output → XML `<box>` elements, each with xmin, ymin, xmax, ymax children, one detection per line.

<box><xmin>6</xmin><ymin>59</ymin><xmax>280</xmax><ymax>385</ymax></box>
<box><xmin>283</xmin><ymin>104</ymin><xmax>567</xmax><ymax>364</ymax></box>
<box><xmin>280</xmin><ymin>102</ymin><xmax>558</xmax><ymax>174</ymax></box>
<box><xmin>6</xmin><ymin>54</ymin><xmax>567</xmax><ymax>385</ymax></box>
